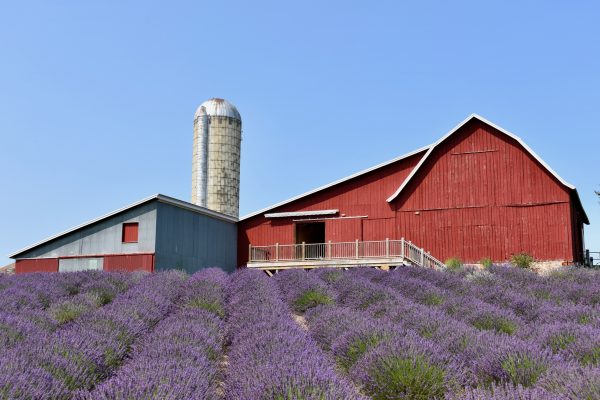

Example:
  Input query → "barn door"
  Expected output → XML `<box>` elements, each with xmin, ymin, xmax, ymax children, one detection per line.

<box><xmin>295</xmin><ymin>222</ymin><xmax>326</xmax><ymax>259</ymax></box>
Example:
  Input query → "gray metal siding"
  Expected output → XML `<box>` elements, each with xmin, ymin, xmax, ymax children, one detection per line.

<box><xmin>16</xmin><ymin>203</ymin><xmax>157</xmax><ymax>259</ymax></box>
<box><xmin>154</xmin><ymin>202</ymin><xmax>237</xmax><ymax>273</ymax></box>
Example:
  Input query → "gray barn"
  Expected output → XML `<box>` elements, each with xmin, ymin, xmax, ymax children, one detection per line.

<box><xmin>10</xmin><ymin>194</ymin><xmax>237</xmax><ymax>274</ymax></box>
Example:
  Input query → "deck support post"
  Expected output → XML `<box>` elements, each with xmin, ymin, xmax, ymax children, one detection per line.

<box><xmin>327</xmin><ymin>240</ymin><xmax>332</xmax><ymax>260</ymax></box>
<box><xmin>401</xmin><ymin>237</ymin><xmax>405</xmax><ymax>258</ymax></box>
<box><xmin>420</xmin><ymin>248</ymin><xmax>424</xmax><ymax>266</ymax></box>
<box><xmin>355</xmin><ymin>239</ymin><xmax>359</xmax><ymax>259</ymax></box>
<box><xmin>385</xmin><ymin>238</ymin><xmax>390</xmax><ymax>257</ymax></box>
<box><xmin>275</xmin><ymin>243</ymin><xmax>279</xmax><ymax>261</ymax></box>
<box><xmin>301</xmin><ymin>242</ymin><xmax>306</xmax><ymax>260</ymax></box>
<box><xmin>249</xmin><ymin>244</ymin><xmax>252</xmax><ymax>262</ymax></box>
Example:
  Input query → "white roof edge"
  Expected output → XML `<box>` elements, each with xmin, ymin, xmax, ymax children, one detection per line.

<box><xmin>239</xmin><ymin>145</ymin><xmax>431</xmax><ymax>221</ymax></box>
<box><xmin>10</xmin><ymin>194</ymin><xmax>237</xmax><ymax>258</ymax></box>
<box><xmin>386</xmin><ymin>113</ymin><xmax>577</xmax><ymax>203</ymax></box>
<box><xmin>265</xmin><ymin>209</ymin><xmax>339</xmax><ymax>218</ymax></box>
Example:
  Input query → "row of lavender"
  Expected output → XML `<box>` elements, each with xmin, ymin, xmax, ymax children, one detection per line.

<box><xmin>1</xmin><ymin>266</ymin><xmax>598</xmax><ymax>399</ymax></box>
<box><xmin>0</xmin><ymin>271</ymin><xmax>186</xmax><ymax>399</ymax></box>
<box><xmin>273</xmin><ymin>267</ymin><xmax>599</xmax><ymax>399</ymax></box>
<box><xmin>83</xmin><ymin>268</ymin><xmax>229</xmax><ymax>399</ymax></box>
<box><xmin>378</xmin><ymin>266</ymin><xmax>600</xmax><ymax>365</ymax></box>
<box><xmin>0</xmin><ymin>271</ymin><xmax>136</xmax><ymax>350</ymax></box>
<box><xmin>225</xmin><ymin>269</ymin><xmax>365</xmax><ymax>399</ymax></box>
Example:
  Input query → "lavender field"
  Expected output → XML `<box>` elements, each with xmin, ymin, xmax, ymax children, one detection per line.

<box><xmin>0</xmin><ymin>266</ymin><xmax>598</xmax><ymax>399</ymax></box>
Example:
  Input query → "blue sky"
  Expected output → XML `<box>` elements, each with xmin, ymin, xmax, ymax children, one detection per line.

<box><xmin>1</xmin><ymin>1</ymin><xmax>599</xmax><ymax>266</ymax></box>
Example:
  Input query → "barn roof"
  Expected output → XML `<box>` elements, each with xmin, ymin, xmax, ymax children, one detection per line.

<box><xmin>386</xmin><ymin>114</ymin><xmax>589</xmax><ymax>224</ymax></box>
<box><xmin>9</xmin><ymin>194</ymin><xmax>237</xmax><ymax>259</ymax></box>
<box><xmin>241</xmin><ymin>114</ymin><xmax>588</xmax><ymax>224</ymax></box>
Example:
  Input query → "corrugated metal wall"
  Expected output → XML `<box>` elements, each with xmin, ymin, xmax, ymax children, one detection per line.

<box><xmin>155</xmin><ymin>202</ymin><xmax>237</xmax><ymax>273</ymax></box>
<box><xmin>16</xmin><ymin>254</ymin><xmax>154</xmax><ymax>274</ymax></box>
<box><xmin>104</xmin><ymin>254</ymin><xmax>154</xmax><ymax>272</ymax></box>
<box><xmin>15</xmin><ymin>202</ymin><xmax>157</xmax><ymax>259</ymax></box>
<box><xmin>15</xmin><ymin>258</ymin><xmax>58</xmax><ymax>273</ymax></box>
<box><xmin>238</xmin><ymin>119</ymin><xmax>584</xmax><ymax>265</ymax></box>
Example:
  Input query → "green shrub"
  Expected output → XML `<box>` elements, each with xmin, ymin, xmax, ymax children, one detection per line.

<box><xmin>358</xmin><ymin>292</ymin><xmax>391</xmax><ymax>310</ymax></box>
<box><xmin>417</xmin><ymin>322</ymin><xmax>440</xmax><ymax>339</ymax></box>
<box><xmin>186</xmin><ymin>298</ymin><xmax>225</xmax><ymax>317</ymax></box>
<box><xmin>581</xmin><ymin>346</ymin><xmax>600</xmax><ymax>366</ymax></box>
<box><xmin>88</xmin><ymin>288</ymin><xmax>116</xmax><ymax>306</ymax></box>
<box><xmin>578</xmin><ymin>313</ymin><xmax>592</xmax><ymax>324</ymax></box>
<box><xmin>445</xmin><ymin>258</ymin><xmax>462</xmax><ymax>272</ymax></box>
<box><xmin>0</xmin><ymin>322</ymin><xmax>23</xmax><ymax>345</ymax></box>
<box><xmin>422</xmin><ymin>293</ymin><xmax>444</xmax><ymax>306</ymax></box>
<box><xmin>292</xmin><ymin>289</ymin><xmax>334</xmax><ymax>312</ymax></box>
<box><xmin>367</xmin><ymin>355</ymin><xmax>447</xmax><ymax>400</ymax></box>
<box><xmin>50</xmin><ymin>302</ymin><xmax>87</xmax><ymax>325</ymax></box>
<box><xmin>472</xmin><ymin>314</ymin><xmax>518</xmax><ymax>335</ymax></box>
<box><xmin>322</xmin><ymin>270</ymin><xmax>343</xmax><ymax>283</ymax></box>
<box><xmin>480</xmin><ymin>257</ymin><xmax>493</xmax><ymax>269</ymax></box>
<box><xmin>532</xmin><ymin>288</ymin><xmax>552</xmax><ymax>301</ymax></box>
<box><xmin>269</xmin><ymin>384</ymin><xmax>328</xmax><ymax>400</ymax></box>
<box><xmin>511</xmin><ymin>252</ymin><xmax>535</xmax><ymax>269</ymax></box>
<box><xmin>548</xmin><ymin>333</ymin><xmax>576</xmax><ymax>353</ymax></box>
<box><xmin>340</xmin><ymin>334</ymin><xmax>387</xmax><ymax>370</ymax></box>
<box><xmin>501</xmin><ymin>354</ymin><xmax>547</xmax><ymax>387</ymax></box>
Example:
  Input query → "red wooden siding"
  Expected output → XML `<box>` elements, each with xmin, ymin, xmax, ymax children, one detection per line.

<box><xmin>326</xmin><ymin>218</ymin><xmax>363</xmax><ymax>242</ymax></box>
<box><xmin>16</xmin><ymin>258</ymin><xmax>59</xmax><ymax>274</ymax></box>
<box><xmin>238</xmin><ymin>118</ymin><xmax>585</xmax><ymax>266</ymax></box>
<box><xmin>394</xmin><ymin>119</ymin><xmax>574</xmax><ymax>262</ymax></box>
<box><xmin>103</xmin><ymin>254</ymin><xmax>154</xmax><ymax>272</ymax></box>
<box><xmin>237</xmin><ymin>151</ymin><xmax>424</xmax><ymax>265</ymax></box>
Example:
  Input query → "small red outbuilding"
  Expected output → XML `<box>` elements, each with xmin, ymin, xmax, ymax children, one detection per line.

<box><xmin>237</xmin><ymin>114</ymin><xmax>588</xmax><ymax>267</ymax></box>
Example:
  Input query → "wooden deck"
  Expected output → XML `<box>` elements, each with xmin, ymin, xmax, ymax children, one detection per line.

<box><xmin>247</xmin><ymin>239</ymin><xmax>445</xmax><ymax>272</ymax></box>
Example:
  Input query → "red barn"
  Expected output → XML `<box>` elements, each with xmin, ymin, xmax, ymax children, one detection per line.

<box><xmin>238</xmin><ymin>114</ymin><xmax>588</xmax><ymax>269</ymax></box>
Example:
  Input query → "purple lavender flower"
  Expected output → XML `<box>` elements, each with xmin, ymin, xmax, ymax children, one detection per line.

<box><xmin>350</xmin><ymin>331</ymin><xmax>470</xmax><ymax>399</ymax></box>
<box><xmin>224</xmin><ymin>270</ymin><xmax>366</xmax><ymax>400</ymax></box>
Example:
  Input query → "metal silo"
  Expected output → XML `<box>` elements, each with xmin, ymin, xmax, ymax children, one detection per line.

<box><xmin>191</xmin><ymin>98</ymin><xmax>242</xmax><ymax>218</ymax></box>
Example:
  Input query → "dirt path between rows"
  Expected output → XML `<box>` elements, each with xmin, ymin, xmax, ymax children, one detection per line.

<box><xmin>293</xmin><ymin>313</ymin><xmax>309</xmax><ymax>331</ymax></box>
<box><xmin>215</xmin><ymin>352</ymin><xmax>228</xmax><ymax>398</ymax></box>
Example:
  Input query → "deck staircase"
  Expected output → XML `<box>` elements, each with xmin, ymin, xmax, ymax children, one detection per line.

<box><xmin>247</xmin><ymin>238</ymin><xmax>445</xmax><ymax>272</ymax></box>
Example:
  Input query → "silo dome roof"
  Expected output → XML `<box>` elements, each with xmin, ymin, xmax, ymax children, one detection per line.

<box><xmin>194</xmin><ymin>98</ymin><xmax>241</xmax><ymax>120</ymax></box>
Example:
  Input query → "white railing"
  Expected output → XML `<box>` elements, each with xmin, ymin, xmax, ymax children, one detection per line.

<box><xmin>248</xmin><ymin>238</ymin><xmax>445</xmax><ymax>269</ymax></box>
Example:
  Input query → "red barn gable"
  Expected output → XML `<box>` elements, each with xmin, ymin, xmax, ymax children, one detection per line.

<box><xmin>238</xmin><ymin>114</ymin><xmax>588</xmax><ymax>267</ymax></box>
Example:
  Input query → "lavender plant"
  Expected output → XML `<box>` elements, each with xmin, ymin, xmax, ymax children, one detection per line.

<box><xmin>224</xmin><ymin>270</ymin><xmax>366</xmax><ymax>400</ymax></box>
<box><xmin>274</xmin><ymin>269</ymin><xmax>335</xmax><ymax>312</ymax></box>
<box><xmin>0</xmin><ymin>271</ymin><xmax>186</xmax><ymax>399</ymax></box>
<box><xmin>82</xmin><ymin>268</ymin><xmax>227</xmax><ymax>400</ymax></box>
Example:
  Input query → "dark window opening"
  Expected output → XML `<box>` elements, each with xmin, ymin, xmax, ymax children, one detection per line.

<box><xmin>295</xmin><ymin>222</ymin><xmax>325</xmax><ymax>244</ymax></box>
<box><xmin>122</xmin><ymin>222</ymin><xmax>139</xmax><ymax>243</ymax></box>
<box><xmin>295</xmin><ymin>222</ymin><xmax>326</xmax><ymax>259</ymax></box>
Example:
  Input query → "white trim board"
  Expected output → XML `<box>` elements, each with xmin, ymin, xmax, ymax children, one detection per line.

<box><xmin>265</xmin><ymin>210</ymin><xmax>338</xmax><ymax>218</ymax></box>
